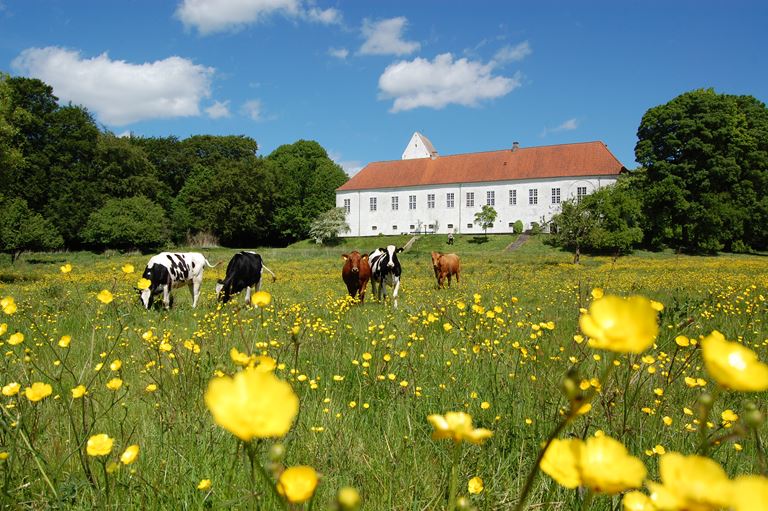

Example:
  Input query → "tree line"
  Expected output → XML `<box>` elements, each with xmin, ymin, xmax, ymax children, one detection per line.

<box><xmin>0</xmin><ymin>73</ymin><xmax>348</xmax><ymax>260</ymax></box>
<box><xmin>549</xmin><ymin>88</ymin><xmax>768</xmax><ymax>257</ymax></box>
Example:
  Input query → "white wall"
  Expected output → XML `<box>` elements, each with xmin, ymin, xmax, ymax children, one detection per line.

<box><xmin>337</xmin><ymin>176</ymin><xmax>618</xmax><ymax>237</ymax></box>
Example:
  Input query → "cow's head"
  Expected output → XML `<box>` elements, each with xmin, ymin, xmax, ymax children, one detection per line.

<box><xmin>139</xmin><ymin>266</ymin><xmax>153</xmax><ymax>309</ymax></box>
<box><xmin>342</xmin><ymin>251</ymin><xmax>367</xmax><ymax>273</ymax></box>
<box><xmin>380</xmin><ymin>245</ymin><xmax>404</xmax><ymax>268</ymax></box>
<box><xmin>431</xmin><ymin>251</ymin><xmax>442</xmax><ymax>269</ymax></box>
<box><xmin>215</xmin><ymin>280</ymin><xmax>224</xmax><ymax>296</ymax></box>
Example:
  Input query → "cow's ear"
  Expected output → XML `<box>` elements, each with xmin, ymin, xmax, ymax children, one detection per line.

<box><xmin>341</xmin><ymin>254</ymin><xmax>348</xmax><ymax>260</ymax></box>
<box><xmin>361</xmin><ymin>254</ymin><xmax>368</xmax><ymax>260</ymax></box>
<box><xmin>396</xmin><ymin>247</ymin><xmax>404</xmax><ymax>253</ymax></box>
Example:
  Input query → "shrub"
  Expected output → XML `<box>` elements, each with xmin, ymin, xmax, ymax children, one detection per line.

<box><xmin>82</xmin><ymin>196</ymin><xmax>170</xmax><ymax>252</ymax></box>
<box><xmin>529</xmin><ymin>222</ymin><xmax>542</xmax><ymax>235</ymax></box>
<box><xmin>0</xmin><ymin>196</ymin><xmax>63</xmax><ymax>263</ymax></box>
<box><xmin>513</xmin><ymin>220</ymin><xmax>524</xmax><ymax>234</ymax></box>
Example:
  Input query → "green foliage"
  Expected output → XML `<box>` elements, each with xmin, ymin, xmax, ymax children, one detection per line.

<box><xmin>308</xmin><ymin>207</ymin><xmax>350</xmax><ymax>244</ymax></box>
<box><xmin>473</xmin><ymin>205</ymin><xmax>498</xmax><ymax>236</ymax></box>
<box><xmin>266</xmin><ymin>140</ymin><xmax>348</xmax><ymax>243</ymax></box>
<box><xmin>0</xmin><ymin>196</ymin><xmax>63</xmax><ymax>262</ymax></box>
<box><xmin>512</xmin><ymin>220</ymin><xmax>524</xmax><ymax>234</ymax></box>
<box><xmin>635</xmin><ymin>89</ymin><xmax>768</xmax><ymax>253</ymax></box>
<box><xmin>82</xmin><ymin>196</ymin><xmax>170</xmax><ymax>252</ymax></box>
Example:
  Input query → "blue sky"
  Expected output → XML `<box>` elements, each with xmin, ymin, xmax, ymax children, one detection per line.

<box><xmin>2</xmin><ymin>1</ymin><xmax>766</xmax><ymax>174</ymax></box>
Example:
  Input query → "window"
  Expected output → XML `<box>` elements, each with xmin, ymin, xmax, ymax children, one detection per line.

<box><xmin>508</xmin><ymin>222</ymin><xmax>514</xmax><ymax>228</ymax></box>
<box><xmin>552</xmin><ymin>188</ymin><xmax>561</xmax><ymax>204</ymax></box>
<box><xmin>370</xmin><ymin>197</ymin><xmax>377</xmax><ymax>211</ymax></box>
<box><xmin>343</xmin><ymin>198</ymin><xmax>351</xmax><ymax>213</ymax></box>
<box><xmin>427</xmin><ymin>194</ymin><xmax>435</xmax><ymax>209</ymax></box>
<box><xmin>409</xmin><ymin>195</ymin><xmax>417</xmax><ymax>210</ymax></box>
<box><xmin>577</xmin><ymin>186</ymin><xmax>588</xmax><ymax>203</ymax></box>
<box><xmin>392</xmin><ymin>225</ymin><xmax>398</xmax><ymax>231</ymax></box>
<box><xmin>446</xmin><ymin>192</ymin><xmax>455</xmax><ymax>208</ymax></box>
<box><xmin>509</xmin><ymin>189</ymin><xmax>517</xmax><ymax>205</ymax></box>
<box><xmin>529</xmin><ymin>189</ymin><xmax>538</xmax><ymax>205</ymax></box>
<box><xmin>447</xmin><ymin>223</ymin><xmax>454</xmax><ymax>229</ymax></box>
<box><xmin>466</xmin><ymin>192</ymin><xmax>475</xmax><ymax>207</ymax></box>
<box><xmin>391</xmin><ymin>196</ymin><xmax>399</xmax><ymax>210</ymax></box>
<box><xmin>371</xmin><ymin>226</ymin><xmax>377</xmax><ymax>231</ymax></box>
<box><xmin>409</xmin><ymin>224</ymin><xmax>415</xmax><ymax>230</ymax></box>
<box><xmin>487</xmin><ymin>190</ymin><xmax>495</xmax><ymax>206</ymax></box>
<box><xmin>428</xmin><ymin>224</ymin><xmax>434</xmax><ymax>230</ymax></box>
<box><xmin>467</xmin><ymin>223</ymin><xmax>473</xmax><ymax>229</ymax></box>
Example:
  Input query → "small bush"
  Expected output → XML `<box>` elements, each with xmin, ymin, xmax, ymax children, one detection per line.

<box><xmin>513</xmin><ymin>220</ymin><xmax>524</xmax><ymax>234</ymax></box>
<box><xmin>529</xmin><ymin>222</ymin><xmax>542</xmax><ymax>235</ymax></box>
<box><xmin>82</xmin><ymin>196</ymin><xmax>170</xmax><ymax>252</ymax></box>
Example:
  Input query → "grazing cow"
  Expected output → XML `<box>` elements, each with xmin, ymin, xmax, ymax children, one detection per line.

<box><xmin>216</xmin><ymin>251</ymin><xmax>277</xmax><ymax>304</ymax></box>
<box><xmin>341</xmin><ymin>251</ymin><xmax>371</xmax><ymax>303</ymax></box>
<box><xmin>369</xmin><ymin>245</ymin><xmax>404</xmax><ymax>307</ymax></box>
<box><xmin>139</xmin><ymin>252</ymin><xmax>216</xmax><ymax>309</ymax></box>
<box><xmin>431</xmin><ymin>251</ymin><xmax>461</xmax><ymax>288</ymax></box>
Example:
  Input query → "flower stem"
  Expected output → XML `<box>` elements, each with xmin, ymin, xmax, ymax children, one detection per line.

<box><xmin>579</xmin><ymin>489</ymin><xmax>594</xmax><ymax>511</ymax></box>
<box><xmin>246</xmin><ymin>442</ymin><xmax>287</xmax><ymax>510</ymax></box>
<box><xmin>447</xmin><ymin>442</ymin><xmax>462</xmax><ymax>511</ymax></box>
<box><xmin>513</xmin><ymin>416</ymin><xmax>570</xmax><ymax>511</ymax></box>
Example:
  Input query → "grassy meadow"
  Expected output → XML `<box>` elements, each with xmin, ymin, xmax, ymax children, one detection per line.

<box><xmin>1</xmin><ymin>234</ymin><xmax>767</xmax><ymax>509</ymax></box>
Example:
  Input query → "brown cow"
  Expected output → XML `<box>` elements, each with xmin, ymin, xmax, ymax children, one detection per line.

<box><xmin>342</xmin><ymin>251</ymin><xmax>371</xmax><ymax>303</ymax></box>
<box><xmin>431</xmin><ymin>251</ymin><xmax>461</xmax><ymax>289</ymax></box>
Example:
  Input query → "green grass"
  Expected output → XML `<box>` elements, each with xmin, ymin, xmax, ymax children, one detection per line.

<box><xmin>0</xmin><ymin>240</ymin><xmax>766</xmax><ymax>509</ymax></box>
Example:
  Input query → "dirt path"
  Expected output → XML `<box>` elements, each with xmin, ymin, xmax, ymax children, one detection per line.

<box><xmin>505</xmin><ymin>233</ymin><xmax>530</xmax><ymax>251</ymax></box>
<box><xmin>403</xmin><ymin>235</ymin><xmax>420</xmax><ymax>251</ymax></box>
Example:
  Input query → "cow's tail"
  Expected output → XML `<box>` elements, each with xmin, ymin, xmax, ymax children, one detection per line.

<box><xmin>204</xmin><ymin>257</ymin><xmax>220</xmax><ymax>268</ymax></box>
<box><xmin>262</xmin><ymin>264</ymin><xmax>277</xmax><ymax>282</ymax></box>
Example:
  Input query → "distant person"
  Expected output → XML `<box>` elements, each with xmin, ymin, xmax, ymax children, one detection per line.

<box><xmin>447</xmin><ymin>233</ymin><xmax>454</xmax><ymax>245</ymax></box>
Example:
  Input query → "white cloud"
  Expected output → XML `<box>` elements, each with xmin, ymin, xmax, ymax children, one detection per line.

<box><xmin>241</xmin><ymin>99</ymin><xmax>263</xmax><ymax>121</ymax></box>
<box><xmin>12</xmin><ymin>46</ymin><xmax>214</xmax><ymax>125</ymax></box>
<box><xmin>328</xmin><ymin>47</ymin><xmax>349</xmax><ymax>59</ymax></box>
<box><xmin>359</xmin><ymin>17</ymin><xmax>420</xmax><ymax>56</ymax></box>
<box><xmin>206</xmin><ymin>100</ymin><xmax>231</xmax><ymax>119</ymax></box>
<box><xmin>175</xmin><ymin>0</ymin><xmax>340</xmax><ymax>34</ymax></box>
<box><xmin>493</xmin><ymin>41</ymin><xmax>532</xmax><ymax>64</ymax></box>
<box><xmin>329</xmin><ymin>151</ymin><xmax>363</xmax><ymax>176</ymax></box>
<box><xmin>306</xmin><ymin>6</ymin><xmax>342</xmax><ymax>24</ymax></box>
<box><xmin>378</xmin><ymin>53</ymin><xmax>521</xmax><ymax>112</ymax></box>
<box><xmin>541</xmin><ymin>118</ymin><xmax>579</xmax><ymax>137</ymax></box>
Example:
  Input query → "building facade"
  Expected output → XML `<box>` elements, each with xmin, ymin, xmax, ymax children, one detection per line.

<box><xmin>336</xmin><ymin>134</ymin><xmax>625</xmax><ymax>237</ymax></box>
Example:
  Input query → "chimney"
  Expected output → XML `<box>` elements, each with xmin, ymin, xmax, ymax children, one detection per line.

<box><xmin>512</xmin><ymin>141</ymin><xmax>520</xmax><ymax>152</ymax></box>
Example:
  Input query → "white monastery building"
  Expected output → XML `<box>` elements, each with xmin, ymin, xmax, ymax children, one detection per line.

<box><xmin>336</xmin><ymin>132</ymin><xmax>625</xmax><ymax>237</ymax></box>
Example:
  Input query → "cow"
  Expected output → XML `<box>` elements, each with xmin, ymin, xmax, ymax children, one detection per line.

<box><xmin>139</xmin><ymin>252</ymin><xmax>216</xmax><ymax>309</ymax></box>
<box><xmin>369</xmin><ymin>245</ymin><xmax>404</xmax><ymax>307</ymax></box>
<box><xmin>431</xmin><ymin>251</ymin><xmax>461</xmax><ymax>289</ymax></box>
<box><xmin>341</xmin><ymin>251</ymin><xmax>371</xmax><ymax>303</ymax></box>
<box><xmin>215</xmin><ymin>251</ymin><xmax>277</xmax><ymax>304</ymax></box>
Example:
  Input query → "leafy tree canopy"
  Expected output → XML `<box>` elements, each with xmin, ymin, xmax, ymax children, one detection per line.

<box><xmin>0</xmin><ymin>196</ymin><xmax>63</xmax><ymax>263</ymax></box>
<box><xmin>82</xmin><ymin>196</ymin><xmax>170</xmax><ymax>252</ymax></box>
<box><xmin>309</xmin><ymin>207</ymin><xmax>350</xmax><ymax>244</ymax></box>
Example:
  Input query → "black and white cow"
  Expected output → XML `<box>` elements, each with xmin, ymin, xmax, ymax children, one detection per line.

<box><xmin>139</xmin><ymin>252</ymin><xmax>216</xmax><ymax>309</ymax></box>
<box><xmin>369</xmin><ymin>245</ymin><xmax>404</xmax><ymax>307</ymax></box>
<box><xmin>215</xmin><ymin>251</ymin><xmax>277</xmax><ymax>304</ymax></box>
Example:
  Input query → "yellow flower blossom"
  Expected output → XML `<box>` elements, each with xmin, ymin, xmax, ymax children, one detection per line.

<box><xmin>0</xmin><ymin>323</ymin><xmax>6</xmax><ymax>335</ymax></box>
<box><xmin>121</xmin><ymin>264</ymin><xmax>135</xmax><ymax>274</ymax></box>
<box><xmin>137</xmin><ymin>278</ymin><xmax>151</xmax><ymax>290</ymax></box>
<box><xmin>86</xmin><ymin>434</ymin><xmax>114</xmax><ymax>456</ymax></box>
<box><xmin>427</xmin><ymin>412</ymin><xmax>493</xmax><ymax>445</ymax></box>
<box><xmin>277</xmin><ymin>466</ymin><xmax>318</xmax><ymax>504</ymax></box>
<box><xmin>1</xmin><ymin>296</ymin><xmax>17</xmax><ymax>315</ymax></box>
<box><xmin>110</xmin><ymin>359</ymin><xmax>122</xmax><ymax>371</ymax></box>
<box><xmin>58</xmin><ymin>335</ymin><xmax>71</xmax><ymax>348</ymax></box>
<box><xmin>701</xmin><ymin>330</ymin><xmax>768</xmax><ymax>391</ymax></box>
<box><xmin>8</xmin><ymin>332</ymin><xmax>23</xmax><ymax>346</ymax></box>
<box><xmin>580</xmin><ymin>295</ymin><xmax>659</xmax><ymax>354</ymax></box>
<box><xmin>721</xmin><ymin>409</ymin><xmax>738</xmax><ymax>422</ymax></box>
<box><xmin>120</xmin><ymin>444</ymin><xmax>139</xmax><ymax>465</ymax></box>
<box><xmin>732</xmin><ymin>475</ymin><xmax>768</xmax><ymax>511</ymax></box>
<box><xmin>251</xmin><ymin>290</ymin><xmax>272</xmax><ymax>307</ymax></box>
<box><xmin>623</xmin><ymin>491</ymin><xmax>656</xmax><ymax>511</ymax></box>
<box><xmin>106</xmin><ymin>378</ymin><xmax>123</xmax><ymax>390</ymax></box>
<box><xmin>24</xmin><ymin>382</ymin><xmax>52</xmax><ymax>402</ymax></box>
<box><xmin>197</xmin><ymin>479</ymin><xmax>211</xmax><ymax>491</ymax></box>
<box><xmin>2</xmin><ymin>382</ymin><xmax>21</xmax><ymax>396</ymax></box>
<box><xmin>647</xmin><ymin>452</ymin><xmax>731</xmax><ymax>510</ymax></box>
<box><xmin>96</xmin><ymin>289</ymin><xmax>114</xmax><ymax>304</ymax></box>
<box><xmin>205</xmin><ymin>367</ymin><xmax>298</xmax><ymax>441</ymax></box>
<box><xmin>71</xmin><ymin>385</ymin><xmax>87</xmax><ymax>398</ymax></box>
<box><xmin>337</xmin><ymin>486</ymin><xmax>361</xmax><ymax>510</ymax></box>
<box><xmin>468</xmin><ymin>476</ymin><xmax>484</xmax><ymax>494</ymax></box>
<box><xmin>59</xmin><ymin>263</ymin><xmax>72</xmax><ymax>274</ymax></box>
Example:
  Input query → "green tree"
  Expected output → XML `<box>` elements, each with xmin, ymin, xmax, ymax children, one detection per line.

<box><xmin>266</xmin><ymin>140</ymin><xmax>348</xmax><ymax>243</ymax></box>
<box><xmin>0</xmin><ymin>74</ymin><xmax>24</xmax><ymax>176</ymax></box>
<box><xmin>474</xmin><ymin>205</ymin><xmax>498</xmax><ymax>238</ymax></box>
<box><xmin>548</xmin><ymin>199</ymin><xmax>593</xmax><ymax>263</ymax></box>
<box><xmin>82</xmin><ymin>196</ymin><xmax>170</xmax><ymax>252</ymax></box>
<box><xmin>635</xmin><ymin>89</ymin><xmax>768</xmax><ymax>252</ymax></box>
<box><xmin>0</xmin><ymin>197</ymin><xmax>63</xmax><ymax>263</ymax></box>
<box><xmin>309</xmin><ymin>207</ymin><xmax>350</xmax><ymax>244</ymax></box>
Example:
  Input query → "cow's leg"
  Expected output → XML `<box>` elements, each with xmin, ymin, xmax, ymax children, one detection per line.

<box><xmin>191</xmin><ymin>276</ymin><xmax>202</xmax><ymax>308</ymax></box>
<box><xmin>370</xmin><ymin>279</ymin><xmax>378</xmax><ymax>301</ymax></box>
<box><xmin>455</xmin><ymin>271</ymin><xmax>460</xmax><ymax>286</ymax></box>
<box><xmin>447</xmin><ymin>273</ymin><xmax>452</xmax><ymax>287</ymax></box>
<box><xmin>244</xmin><ymin>286</ymin><xmax>252</xmax><ymax>305</ymax></box>
<box><xmin>359</xmin><ymin>281</ymin><xmax>366</xmax><ymax>304</ymax></box>
<box><xmin>162</xmin><ymin>285</ymin><xmax>171</xmax><ymax>310</ymax></box>
<box><xmin>392</xmin><ymin>276</ymin><xmax>401</xmax><ymax>308</ymax></box>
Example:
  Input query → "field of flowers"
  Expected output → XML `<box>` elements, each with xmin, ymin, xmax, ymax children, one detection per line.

<box><xmin>1</xmin><ymin>235</ymin><xmax>767</xmax><ymax>510</ymax></box>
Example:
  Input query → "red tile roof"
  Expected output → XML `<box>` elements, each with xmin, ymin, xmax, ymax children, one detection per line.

<box><xmin>337</xmin><ymin>141</ymin><xmax>625</xmax><ymax>191</ymax></box>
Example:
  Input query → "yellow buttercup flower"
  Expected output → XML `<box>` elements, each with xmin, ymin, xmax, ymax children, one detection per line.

<box><xmin>647</xmin><ymin>452</ymin><xmax>731</xmax><ymax>510</ymax></box>
<box><xmin>96</xmin><ymin>289</ymin><xmax>114</xmax><ymax>304</ymax></box>
<box><xmin>0</xmin><ymin>323</ymin><xmax>6</xmax><ymax>335</ymax></box>
<box><xmin>721</xmin><ymin>409</ymin><xmax>738</xmax><ymax>422</ymax></box>
<box><xmin>86</xmin><ymin>434</ymin><xmax>114</xmax><ymax>457</ymax></box>
<box><xmin>2</xmin><ymin>382</ymin><xmax>21</xmax><ymax>396</ymax></box>
<box><xmin>58</xmin><ymin>335</ymin><xmax>71</xmax><ymax>348</ymax></box>
<box><xmin>230</xmin><ymin>347</ymin><xmax>255</xmax><ymax>367</ymax></box>
<box><xmin>701</xmin><ymin>330</ymin><xmax>768</xmax><ymax>391</ymax></box>
<box><xmin>137</xmin><ymin>278</ymin><xmax>151</xmax><ymax>290</ymax></box>
<box><xmin>251</xmin><ymin>290</ymin><xmax>272</xmax><ymax>307</ymax></box>
<box><xmin>254</xmin><ymin>355</ymin><xmax>277</xmax><ymax>372</ymax></box>
<box><xmin>71</xmin><ymin>385</ymin><xmax>87</xmax><ymax>398</ymax></box>
<box><xmin>8</xmin><ymin>332</ymin><xmax>23</xmax><ymax>346</ymax></box>
<box><xmin>732</xmin><ymin>475</ymin><xmax>768</xmax><ymax>511</ymax></box>
<box><xmin>1</xmin><ymin>296</ymin><xmax>17</xmax><ymax>315</ymax></box>
<box><xmin>204</xmin><ymin>367</ymin><xmax>299</xmax><ymax>441</ymax></box>
<box><xmin>24</xmin><ymin>382</ymin><xmax>52</xmax><ymax>402</ymax></box>
<box><xmin>121</xmin><ymin>263</ymin><xmax>135</xmax><ymax>274</ymax></box>
<box><xmin>337</xmin><ymin>486</ymin><xmax>361</xmax><ymax>510</ymax></box>
<box><xmin>60</xmin><ymin>263</ymin><xmax>72</xmax><ymax>274</ymax></box>
<box><xmin>541</xmin><ymin>435</ymin><xmax>646</xmax><ymax>494</ymax></box>
<box><xmin>0</xmin><ymin>452</ymin><xmax>8</xmax><ymax>461</ymax></box>
<box><xmin>277</xmin><ymin>466</ymin><xmax>318</xmax><ymax>504</ymax></box>
<box><xmin>197</xmin><ymin>479</ymin><xmax>211</xmax><ymax>491</ymax></box>
<box><xmin>110</xmin><ymin>359</ymin><xmax>122</xmax><ymax>371</ymax></box>
<box><xmin>623</xmin><ymin>491</ymin><xmax>656</xmax><ymax>511</ymax></box>
<box><xmin>106</xmin><ymin>378</ymin><xmax>123</xmax><ymax>391</ymax></box>
<box><xmin>580</xmin><ymin>295</ymin><xmax>659</xmax><ymax>354</ymax></box>
<box><xmin>120</xmin><ymin>444</ymin><xmax>139</xmax><ymax>465</ymax></box>
<box><xmin>468</xmin><ymin>476</ymin><xmax>484</xmax><ymax>494</ymax></box>
<box><xmin>427</xmin><ymin>412</ymin><xmax>493</xmax><ymax>445</ymax></box>
<box><xmin>145</xmin><ymin>383</ymin><xmax>158</xmax><ymax>392</ymax></box>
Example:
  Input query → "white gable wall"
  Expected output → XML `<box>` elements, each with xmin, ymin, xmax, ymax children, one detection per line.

<box><xmin>337</xmin><ymin>175</ymin><xmax>618</xmax><ymax>237</ymax></box>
